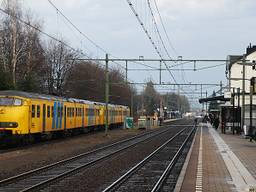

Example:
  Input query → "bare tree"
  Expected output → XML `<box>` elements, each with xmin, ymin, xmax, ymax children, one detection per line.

<box><xmin>0</xmin><ymin>0</ymin><xmax>46</xmax><ymax>91</ymax></box>
<box><xmin>141</xmin><ymin>81</ymin><xmax>160</xmax><ymax>116</ymax></box>
<box><xmin>64</xmin><ymin>62</ymin><xmax>135</xmax><ymax>106</ymax></box>
<box><xmin>45</xmin><ymin>40</ymin><xmax>79</xmax><ymax>95</ymax></box>
<box><xmin>0</xmin><ymin>0</ymin><xmax>24</xmax><ymax>88</ymax></box>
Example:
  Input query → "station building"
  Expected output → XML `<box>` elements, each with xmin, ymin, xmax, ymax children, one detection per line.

<box><xmin>224</xmin><ymin>44</ymin><xmax>256</xmax><ymax>135</ymax></box>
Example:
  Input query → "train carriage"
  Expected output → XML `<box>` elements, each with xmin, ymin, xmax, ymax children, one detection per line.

<box><xmin>0</xmin><ymin>90</ymin><xmax>130</xmax><ymax>141</ymax></box>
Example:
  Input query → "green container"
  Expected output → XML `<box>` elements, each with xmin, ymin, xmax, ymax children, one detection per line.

<box><xmin>125</xmin><ymin>117</ymin><xmax>134</xmax><ymax>129</ymax></box>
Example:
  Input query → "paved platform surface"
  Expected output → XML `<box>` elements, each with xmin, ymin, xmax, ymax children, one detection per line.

<box><xmin>220</xmin><ymin>133</ymin><xmax>256</xmax><ymax>181</ymax></box>
<box><xmin>178</xmin><ymin>123</ymin><xmax>256</xmax><ymax>192</ymax></box>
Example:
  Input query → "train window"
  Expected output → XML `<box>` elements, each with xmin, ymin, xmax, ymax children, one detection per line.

<box><xmin>37</xmin><ymin>105</ymin><xmax>40</xmax><ymax>118</ymax></box>
<box><xmin>51</xmin><ymin>106</ymin><xmax>54</xmax><ymax>117</ymax></box>
<box><xmin>14</xmin><ymin>99</ymin><xmax>22</xmax><ymax>106</ymax></box>
<box><xmin>31</xmin><ymin>105</ymin><xmax>35</xmax><ymax>118</ymax></box>
<box><xmin>0</xmin><ymin>98</ymin><xmax>22</xmax><ymax>106</ymax></box>
<box><xmin>88</xmin><ymin>109</ymin><xmax>92</xmax><ymax>116</ymax></box>
<box><xmin>67</xmin><ymin>108</ymin><xmax>69</xmax><ymax>117</ymax></box>
<box><xmin>47</xmin><ymin>106</ymin><xmax>50</xmax><ymax>118</ymax></box>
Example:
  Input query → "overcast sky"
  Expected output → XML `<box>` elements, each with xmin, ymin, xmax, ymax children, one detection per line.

<box><xmin>8</xmin><ymin>0</ymin><xmax>256</xmax><ymax>108</ymax></box>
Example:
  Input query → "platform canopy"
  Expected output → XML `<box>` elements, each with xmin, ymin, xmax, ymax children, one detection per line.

<box><xmin>198</xmin><ymin>95</ymin><xmax>230</xmax><ymax>103</ymax></box>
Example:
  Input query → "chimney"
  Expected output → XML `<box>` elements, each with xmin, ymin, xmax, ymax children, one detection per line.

<box><xmin>246</xmin><ymin>43</ymin><xmax>256</xmax><ymax>55</ymax></box>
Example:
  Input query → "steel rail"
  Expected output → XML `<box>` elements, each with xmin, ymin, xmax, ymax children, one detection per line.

<box><xmin>151</xmin><ymin>126</ymin><xmax>196</xmax><ymax>192</ymax></box>
<box><xmin>0</xmin><ymin>122</ymin><xmax>186</xmax><ymax>191</ymax></box>
<box><xmin>102</xmin><ymin>126</ymin><xmax>191</xmax><ymax>192</ymax></box>
<box><xmin>0</xmin><ymin>128</ymin><xmax>166</xmax><ymax>183</ymax></box>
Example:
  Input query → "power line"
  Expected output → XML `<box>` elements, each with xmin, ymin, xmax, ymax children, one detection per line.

<box><xmin>146</xmin><ymin>0</ymin><xmax>173</xmax><ymax>60</ymax></box>
<box><xmin>126</xmin><ymin>0</ymin><xmax>178</xmax><ymax>84</ymax></box>
<box><xmin>48</xmin><ymin>0</ymin><xmax>156</xmax><ymax>71</ymax></box>
<box><xmin>196</xmin><ymin>63</ymin><xmax>226</xmax><ymax>71</ymax></box>
<box><xmin>152</xmin><ymin>0</ymin><xmax>178</xmax><ymax>56</ymax></box>
<box><xmin>47</xmin><ymin>0</ymin><xmax>109</xmax><ymax>54</ymax></box>
<box><xmin>0</xmin><ymin>6</ymin><xmax>90</xmax><ymax>59</ymax></box>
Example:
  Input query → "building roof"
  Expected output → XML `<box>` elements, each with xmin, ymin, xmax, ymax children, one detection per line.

<box><xmin>226</xmin><ymin>44</ymin><xmax>256</xmax><ymax>71</ymax></box>
<box><xmin>199</xmin><ymin>95</ymin><xmax>230</xmax><ymax>103</ymax></box>
<box><xmin>226</xmin><ymin>55</ymin><xmax>242</xmax><ymax>71</ymax></box>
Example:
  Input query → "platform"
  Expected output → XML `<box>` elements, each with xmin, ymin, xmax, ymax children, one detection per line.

<box><xmin>177</xmin><ymin>123</ymin><xmax>256</xmax><ymax>192</ymax></box>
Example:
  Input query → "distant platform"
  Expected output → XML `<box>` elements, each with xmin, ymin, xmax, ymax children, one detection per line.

<box><xmin>164</xmin><ymin>118</ymin><xmax>181</xmax><ymax>123</ymax></box>
<box><xmin>176</xmin><ymin>123</ymin><xmax>256</xmax><ymax>192</ymax></box>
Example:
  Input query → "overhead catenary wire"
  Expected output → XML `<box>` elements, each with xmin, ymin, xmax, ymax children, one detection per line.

<box><xmin>152</xmin><ymin>0</ymin><xmax>178</xmax><ymax>56</ymax></box>
<box><xmin>126</xmin><ymin>0</ymin><xmax>178</xmax><ymax>85</ymax></box>
<box><xmin>146</xmin><ymin>0</ymin><xmax>173</xmax><ymax>60</ymax></box>
<box><xmin>0</xmin><ymin>7</ymin><xmax>90</xmax><ymax>59</ymax></box>
<box><xmin>47</xmin><ymin>0</ymin><xmax>109</xmax><ymax>54</ymax></box>
<box><xmin>0</xmin><ymin>5</ymin><xmax>139</xmax><ymax>85</ymax></box>
<box><xmin>48</xmin><ymin>0</ymin><xmax>157</xmax><ymax>71</ymax></box>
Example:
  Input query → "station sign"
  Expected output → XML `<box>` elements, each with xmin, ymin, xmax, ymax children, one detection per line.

<box><xmin>224</xmin><ymin>91</ymin><xmax>231</xmax><ymax>99</ymax></box>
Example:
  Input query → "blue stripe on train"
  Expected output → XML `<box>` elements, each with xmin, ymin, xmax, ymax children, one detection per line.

<box><xmin>60</xmin><ymin>103</ymin><xmax>63</xmax><ymax>129</ymax></box>
<box><xmin>52</xmin><ymin>102</ymin><xmax>57</xmax><ymax>129</ymax></box>
<box><xmin>55</xmin><ymin>102</ymin><xmax>58</xmax><ymax>129</ymax></box>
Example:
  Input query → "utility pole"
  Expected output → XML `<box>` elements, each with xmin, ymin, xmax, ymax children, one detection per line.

<box><xmin>232</xmin><ymin>88</ymin><xmax>235</xmax><ymax>134</ymax></box>
<box><xmin>125</xmin><ymin>60</ymin><xmax>128</xmax><ymax>83</ymax></box>
<box><xmin>201</xmin><ymin>84</ymin><xmax>204</xmax><ymax>111</ymax></box>
<box><xmin>206</xmin><ymin>91</ymin><xmax>208</xmax><ymax>112</ymax></box>
<box><xmin>220</xmin><ymin>81</ymin><xmax>223</xmax><ymax>95</ymax></box>
<box><xmin>237</xmin><ymin>87</ymin><xmax>241</xmax><ymax>133</ymax></box>
<box><xmin>131</xmin><ymin>92</ymin><xmax>133</xmax><ymax>117</ymax></box>
<box><xmin>242</xmin><ymin>54</ymin><xmax>246</xmax><ymax>132</ymax></box>
<box><xmin>249</xmin><ymin>83</ymin><xmax>253</xmax><ymax>136</ymax></box>
<box><xmin>177</xmin><ymin>86</ymin><xmax>180</xmax><ymax>113</ymax></box>
<box><xmin>105</xmin><ymin>54</ymin><xmax>109</xmax><ymax>136</ymax></box>
<box><xmin>159</xmin><ymin>60</ymin><xmax>162</xmax><ymax>84</ymax></box>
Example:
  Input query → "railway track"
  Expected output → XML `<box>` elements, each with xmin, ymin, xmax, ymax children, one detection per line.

<box><xmin>0</xmin><ymin>120</ymin><xmax>192</xmax><ymax>192</ymax></box>
<box><xmin>103</xmin><ymin>125</ymin><xmax>196</xmax><ymax>192</ymax></box>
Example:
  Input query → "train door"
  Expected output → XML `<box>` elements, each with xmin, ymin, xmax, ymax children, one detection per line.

<box><xmin>82</xmin><ymin>107</ymin><xmax>84</xmax><ymax>128</ymax></box>
<box><xmin>64</xmin><ymin>106</ymin><xmax>67</xmax><ymax>130</ymax></box>
<box><xmin>43</xmin><ymin>104</ymin><xmax>46</xmax><ymax>132</ymax></box>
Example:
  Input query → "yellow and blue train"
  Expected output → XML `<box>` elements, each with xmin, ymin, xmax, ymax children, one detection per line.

<box><xmin>0</xmin><ymin>90</ymin><xmax>130</xmax><ymax>141</ymax></box>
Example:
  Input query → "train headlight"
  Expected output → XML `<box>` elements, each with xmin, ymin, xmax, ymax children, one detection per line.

<box><xmin>0</xmin><ymin>122</ymin><xmax>18</xmax><ymax>128</ymax></box>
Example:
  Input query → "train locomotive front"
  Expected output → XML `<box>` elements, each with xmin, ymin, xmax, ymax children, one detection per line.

<box><xmin>0</xmin><ymin>94</ymin><xmax>29</xmax><ymax>138</ymax></box>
